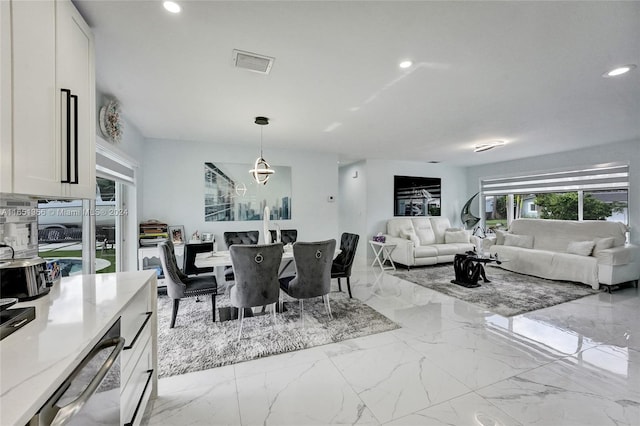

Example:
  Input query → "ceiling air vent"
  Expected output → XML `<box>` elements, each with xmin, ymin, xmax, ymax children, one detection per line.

<box><xmin>232</xmin><ymin>49</ymin><xmax>275</xmax><ymax>74</ymax></box>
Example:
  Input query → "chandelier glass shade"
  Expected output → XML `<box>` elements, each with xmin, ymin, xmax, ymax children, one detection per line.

<box><xmin>249</xmin><ymin>116</ymin><xmax>275</xmax><ymax>185</ymax></box>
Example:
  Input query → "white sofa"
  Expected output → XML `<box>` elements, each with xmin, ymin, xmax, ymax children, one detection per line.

<box><xmin>489</xmin><ymin>218</ymin><xmax>640</xmax><ymax>290</ymax></box>
<box><xmin>383</xmin><ymin>217</ymin><xmax>475</xmax><ymax>268</ymax></box>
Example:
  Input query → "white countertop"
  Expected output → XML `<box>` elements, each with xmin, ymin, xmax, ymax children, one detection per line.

<box><xmin>0</xmin><ymin>270</ymin><xmax>156</xmax><ymax>426</ymax></box>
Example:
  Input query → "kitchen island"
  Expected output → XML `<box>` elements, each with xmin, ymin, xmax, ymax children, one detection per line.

<box><xmin>0</xmin><ymin>270</ymin><xmax>157</xmax><ymax>426</ymax></box>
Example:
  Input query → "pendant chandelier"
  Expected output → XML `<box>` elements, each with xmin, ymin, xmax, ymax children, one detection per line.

<box><xmin>249</xmin><ymin>116</ymin><xmax>275</xmax><ymax>185</ymax></box>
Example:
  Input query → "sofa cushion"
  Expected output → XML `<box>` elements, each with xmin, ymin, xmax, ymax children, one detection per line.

<box><xmin>494</xmin><ymin>229</ymin><xmax>510</xmax><ymax>245</ymax></box>
<box><xmin>412</xmin><ymin>218</ymin><xmax>436</xmax><ymax>245</ymax></box>
<box><xmin>387</xmin><ymin>218</ymin><xmax>414</xmax><ymax>238</ymax></box>
<box><xmin>414</xmin><ymin>245</ymin><xmax>438</xmax><ymax>258</ymax></box>
<box><xmin>592</xmin><ymin>237</ymin><xmax>615</xmax><ymax>256</ymax></box>
<box><xmin>504</xmin><ymin>233</ymin><xmax>534</xmax><ymax>249</ymax></box>
<box><xmin>400</xmin><ymin>227</ymin><xmax>420</xmax><ymax>246</ymax></box>
<box><xmin>428</xmin><ymin>217</ymin><xmax>452</xmax><ymax>244</ymax></box>
<box><xmin>430</xmin><ymin>244</ymin><xmax>461</xmax><ymax>256</ymax></box>
<box><xmin>444</xmin><ymin>230</ymin><xmax>469</xmax><ymax>244</ymax></box>
<box><xmin>566</xmin><ymin>240</ymin><xmax>595</xmax><ymax>257</ymax></box>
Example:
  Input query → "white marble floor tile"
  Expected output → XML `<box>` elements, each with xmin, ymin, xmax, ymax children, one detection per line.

<box><xmin>477</xmin><ymin>353</ymin><xmax>640</xmax><ymax>426</ymax></box>
<box><xmin>522</xmin><ymin>296</ymin><xmax>640</xmax><ymax>351</ymax></box>
<box><xmin>235</xmin><ymin>358</ymin><xmax>379</xmax><ymax>425</ymax></box>
<box><xmin>329</xmin><ymin>340</ymin><xmax>471</xmax><ymax>423</ymax></box>
<box><xmin>148</xmin><ymin>372</ymin><xmax>241</xmax><ymax>426</ymax></box>
<box><xmin>157</xmin><ymin>364</ymin><xmax>236</xmax><ymax>393</ymax></box>
<box><xmin>320</xmin><ymin>329</ymin><xmax>401</xmax><ymax>359</ymax></box>
<box><xmin>384</xmin><ymin>392</ymin><xmax>523</xmax><ymax>426</ymax></box>
<box><xmin>407</xmin><ymin>325</ymin><xmax>559</xmax><ymax>390</ymax></box>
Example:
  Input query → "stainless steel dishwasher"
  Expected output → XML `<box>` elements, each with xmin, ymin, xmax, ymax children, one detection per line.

<box><xmin>29</xmin><ymin>319</ymin><xmax>125</xmax><ymax>426</ymax></box>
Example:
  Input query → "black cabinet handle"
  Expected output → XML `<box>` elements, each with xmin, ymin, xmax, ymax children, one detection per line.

<box><xmin>70</xmin><ymin>94</ymin><xmax>79</xmax><ymax>184</ymax></box>
<box><xmin>124</xmin><ymin>369</ymin><xmax>154</xmax><ymax>426</ymax></box>
<box><xmin>123</xmin><ymin>312</ymin><xmax>153</xmax><ymax>351</ymax></box>
<box><xmin>60</xmin><ymin>89</ymin><xmax>72</xmax><ymax>183</ymax></box>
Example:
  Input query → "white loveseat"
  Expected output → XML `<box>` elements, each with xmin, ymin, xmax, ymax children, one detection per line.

<box><xmin>383</xmin><ymin>217</ymin><xmax>475</xmax><ymax>268</ymax></box>
<box><xmin>489</xmin><ymin>218</ymin><xmax>640</xmax><ymax>290</ymax></box>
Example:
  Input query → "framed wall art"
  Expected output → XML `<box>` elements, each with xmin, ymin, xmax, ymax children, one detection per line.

<box><xmin>204</xmin><ymin>162</ymin><xmax>292</xmax><ymax>222</ymax></box>
<box><xmin>394</xmin><ymin>175</ymin><xmax>441</xmax><ymax>216</ymax></box>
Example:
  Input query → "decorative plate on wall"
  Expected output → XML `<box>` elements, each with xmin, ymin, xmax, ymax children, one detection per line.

<box><xmin>99</xmin><ymin>100</ymin><xmax>123</xmax><ymax>143</ymax></box>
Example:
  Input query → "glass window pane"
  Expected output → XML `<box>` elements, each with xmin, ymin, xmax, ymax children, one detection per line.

<box><xmin>485</xmin><ymin>195</ymin><xmax>508</xmax><ymax>230</ymax></box>
<box><xmin>583</xmin><ymin>190</ymin><xmax>628</xmax><ymax>223</ymax></box>
<box><xmin>38</xmin><ymin>199</ymin><xmax>85</xmax><ymax>277</ymax></box>
<box><xmin>533</xmin><ymin>192</ymin><xmax>578</xmax><ymax>220</ymax></box>
<box><xmin>96</xmin><ymin>177</ymin><xmax>117</xmax><ymax>274</ymax></box>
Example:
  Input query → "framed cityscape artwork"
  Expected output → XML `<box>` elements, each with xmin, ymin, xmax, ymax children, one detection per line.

<box><xmin>204</xmin><ymin>162</ymin><xmax>292</xmax><ymax>221</ymax></box>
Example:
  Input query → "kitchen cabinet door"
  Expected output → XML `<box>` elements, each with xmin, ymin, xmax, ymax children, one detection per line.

<box><xmin>4</xmin><ymin>0</ymin><xmax>95</xmax><ymax>199</ymax></box>
<box><xmin>56</xmin><ymin>0</ymin><xmax>95</xmax><ymax>199</ymax></box>
<box><xmin>9</xmin><ymin>0</ymin><xmax>60</xmax><ymax>197</ymax></box>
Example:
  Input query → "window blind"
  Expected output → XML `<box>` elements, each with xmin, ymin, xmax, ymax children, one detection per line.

<box><xmin>96</xmin><ymin>151</ymin><xmax>136</xmax><ymax>185</ymax></box>
<box><xmin>481</xmin><ymin>164</ymin><xmax>629</xmax><ymax>196</ymax></box>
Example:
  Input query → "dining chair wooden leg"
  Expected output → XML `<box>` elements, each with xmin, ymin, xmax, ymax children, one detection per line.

<box><xmin>299</xmin><ymin>299</ymin><xmax>304</xmax><ymax>324</ymax></box>
<box><xmin>237</xmin><ymin>307</ymin><xmax>245</xmax><ymax>341</ymax></box>
<box><xmin>337</xmin><ymin>278</ymin><xmax>342</xmax><ymax>292</ymax></box>
<box><xmin>170</xmin><ymin>299</ymin><xmax>180</xmax><ymax>328</ymax></box>
<box><xmin>271</xmin><ymin>302</ymin><xmax>277</xmax><ymax>323</ymax></box>
<box><xmin>346</xmin><ymin>277</ymin><xmax>352</xmax><ymax>299</ymax></box>
<box><xmin>323</xmin><ymin>294</ymin><xmax>332</xmax><ymax>319</ymax></box>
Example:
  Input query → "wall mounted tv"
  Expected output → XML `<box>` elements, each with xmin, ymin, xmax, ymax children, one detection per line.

<box><xmin>394</xmin><ymin>175</ymin><xmax>441</xmax><ymax>216</ymax></box>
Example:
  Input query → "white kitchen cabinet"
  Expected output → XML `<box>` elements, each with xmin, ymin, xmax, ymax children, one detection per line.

<box><xmin>120</xmin><ymin>285</ymin><xmax>157</xmax><ymax>425</ymax></box>
<box><xmin>0</xmin><ymin>0</ymin><xmax>95</xmax><ymax>199</ymax></box>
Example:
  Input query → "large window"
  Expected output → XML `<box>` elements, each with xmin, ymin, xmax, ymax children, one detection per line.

<box><xmin>38</xmin><ymin>142</ymin><xmax>137</xmax><ymax>276</ymax></box>
<box><xmin>38</xmin><ymin>177</ymin><xmax>120</xmax><ymax>276</ymax></box>
<box><xmin>480</xmin><ymin>164</ymin><xmax>629</xmax><ymax>229</ymax></box>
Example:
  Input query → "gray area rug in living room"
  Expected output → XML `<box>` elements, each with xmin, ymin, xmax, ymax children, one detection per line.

<box><xmin>156</xmin><ymin>291</ymin><xmax>399</xmax><ymax>378</ymax></box>
<box><xmin>391</xmin><ymin>264</ymin><xmax>599</xmax><ymax>317</ymax></box>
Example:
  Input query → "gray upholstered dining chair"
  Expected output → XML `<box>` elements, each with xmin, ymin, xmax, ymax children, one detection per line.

<box><xmin>223</xmin><ymin>230</ymin><xmax>260</xmax><ymax>282</ymax></box>
<box><xmin>228</xmin><ymin>242</ymin><xmax>283</xmax><ymax>340</ymax></box>
<box><xmin>183</xmin><ymin>242</ymin><xmax>215</xmax><ymax>276</ymax></box>
<box><xmin>158</xmin><ymin>241</ymin><xmax>218</xmax><ymax>328</ymax></box>
<box><xmin>269</xmin><ymin>229</ymin><xmax>298</xmax><ymax>244</ymax></box>
<box><xmin>279</xmin><ymin>239</ymin><xmax>337</xmax><ymax>321</ymax></box>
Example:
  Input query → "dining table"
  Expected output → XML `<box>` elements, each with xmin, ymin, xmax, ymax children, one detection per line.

<box><xmin>194</xmin><ymin>244</ymin><xmax>341</xmax><ymax>283</ymax></box>
<box><xmin>194</xmin><ymin>244</ymin><xmax>340</xmax><ymax>321</ymax></box>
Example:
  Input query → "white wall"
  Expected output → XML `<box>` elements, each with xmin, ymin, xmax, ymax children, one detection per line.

<box><xmin>142</xmin><ymin>139</ymin><xmax>339</xmax><ymax>248</ymax></box>
<box><xmin>465</xmin><ymin>139</ymin><xmax>640</xmax><ymax>245</ymax></box>
<box><xmin>335</xmin><ymin>159</ymin><xmax>468</xmax><ymax>261</ymax></box>
<box><xmin>338</xmin><ymin>161</ymin><xmax>368</xmax><ymax>263</ymax></box>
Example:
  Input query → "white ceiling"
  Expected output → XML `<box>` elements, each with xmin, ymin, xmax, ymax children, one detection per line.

<box><xmin>74</xmin><ymin>1</ymin><xmax>640</xmax><ymax>167</ymax></box>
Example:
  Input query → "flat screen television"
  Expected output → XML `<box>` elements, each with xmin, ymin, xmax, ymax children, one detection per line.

<box><xmin>394</xmin><ymin>175</ymin><xmax>441</xmax><ymax>216</ymax></box>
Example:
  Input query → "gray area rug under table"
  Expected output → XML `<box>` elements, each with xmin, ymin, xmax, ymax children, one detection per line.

<box><xmin>157</xmin><ymin>291</ymin><xmax>399</xmax><ymax>378</ymax></box>
<box><xmin>391</xmin><ymin>264</ymin><xmax>600</xmax><ymax>317</ymax></box>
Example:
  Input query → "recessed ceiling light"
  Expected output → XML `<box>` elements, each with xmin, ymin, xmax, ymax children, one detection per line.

<box><xmin>474</xmin><ymin>140</ymin><xmax>505</xmax><ymax>153</ymax></box>
<box><xmin>399</xmin><ymin>60</ymin><xmax>413</xmax><ymax>69</ymax></box>
<box><xmin>603</xmin><ymin>64</ymin><xmax>636</xmax><ymax>77</ymax></box>
<box><xmin>163</xmin><ymin>1</ymin><xmax>181</xmax><ymax>13</ymax></box>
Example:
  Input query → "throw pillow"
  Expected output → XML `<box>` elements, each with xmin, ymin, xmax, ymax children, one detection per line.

<box><xmin>566</xmin><ymin>240</ymin><xmax>595</xmax><ymax>257</ymax></box>
<box><xmin>494</xmin><ymin>229</ymin><xmax>510</xmax><ymax>245</ymax></box>
<box><xmin>444</xmin><ymin>230</ymin><xmax>469</xmax><ymax>244</ymax></box>
<box><xmin>503</xmin><ymin>233</ymin><xmax>534</xmax><ymax>249</ymax></box>
<box><xmin>592</xmin><ymin>237</ymin><xmax>615</xmax><ymax>256</ymax></box>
